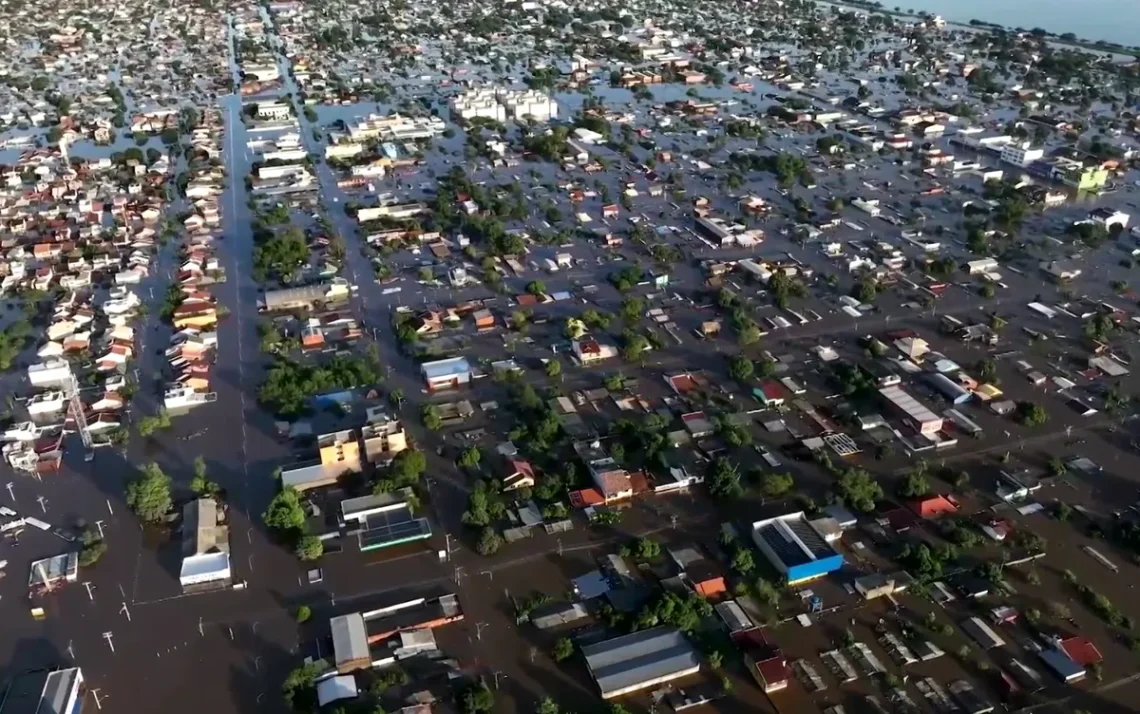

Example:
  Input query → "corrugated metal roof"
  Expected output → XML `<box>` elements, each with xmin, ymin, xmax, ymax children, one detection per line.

<box><xmin>582</xmin><ymin>627</ymin><xmax>700</xmax><ymax>697</ymax></box>
<box><xmin>331</xmin><ymin>613</ymin><xmax>369</xmax><ymax>667</ymax></box>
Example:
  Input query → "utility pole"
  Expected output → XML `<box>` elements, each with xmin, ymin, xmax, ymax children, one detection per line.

<box><xmin>83</xmin><ymin>582</ymin><xmax>95</xmax><ymax>601</ymax></box>
<box><xmin>102</xmin><ymin>632</ymin><xmax>115</xmax><ymax>653</ymax></box>
<box><xmin>94</xmin><ymin>520</ymin><xmax>105</xmax><ymax>540</ymax></box>
<box><xmin>480</xmin><ymin>570</ymin><xmax>493</xmax><ymax>581</ymax></box>
<box><xmin>556</xmin><ymin>537</ymin><xmax>563</xmax><ymax>557</ymax></box>
<box><xmin>66</xmin><ymin>640</ymin><xmax>74</xmax><ymax>660</ymax></box>
<box><xmin>475</xmin><ymin>622</ymin><xmax>488</xmax><ymax>641</ymax></box>
<box><xmin>120</xmin><ymin>602</ymin><xmax>131</xmax><ymax>622</ymax></box>
<box><xmin>198</xmin><ymin>617</ymin><xmax>204</xmax><ymax>636</ymax></box>
<box><xmin>453</xmin><ymin>565</ymin><xmax>465</xmax><ymax>586</ymax></box>
<box><xmin>91</xmin><ymin>689</ymin><xmax>106</xmax><ymax>710</ymax></box>
<box><xmin>36</xmin><ymin>496</ymin><xmax>47</xmax><ymax>514</ymax></box>
<box><xmin>492</xmin><ymin>671</ymin><xmax>506</xmax><ymax>690</ymax></box>
<box><xmin>5</xmin><ymin>482</ymin><xmax>13</xmax><ymax>502</ymax></box>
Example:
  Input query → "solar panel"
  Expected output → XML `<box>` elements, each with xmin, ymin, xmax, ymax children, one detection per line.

<box><xmin>357</xmin><ymin>507</ymin><xmax>431</xmax><ymax>550</ymax></box>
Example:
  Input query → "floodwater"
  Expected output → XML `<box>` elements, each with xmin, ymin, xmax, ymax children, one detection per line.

<box><xmin>892</xmin><ymin>0</ymin><xmax>1140</xmax><ymax>48</ymax></box>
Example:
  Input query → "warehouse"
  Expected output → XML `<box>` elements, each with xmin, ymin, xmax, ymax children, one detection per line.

<box><xmin>751</xmin><ymin>512</ymin><xmax>844</xmax><ymax>585</ymax></box>
<box><xmin>581</xmin><ymin>627</ymin><xmax>701</xmax><ymax>699</ymax></box>
<box><xmin>925</xmin><ymin>373</ymin><xmax>971</xmax><ymax>405</ymax></box>
<box><xmin>340</xmin><ymin>489</ymin><xmax>432</xmax><ymax>552</ymax></box>
<box><xmin>879</xmin><ymin>385</ymin><xmax>943</xmax><ymax>435</ymax></box>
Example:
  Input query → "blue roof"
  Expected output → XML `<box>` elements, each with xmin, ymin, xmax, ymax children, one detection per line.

<box><xmin>421</xmin><ymin>357</ymin><xmax>471</xmax><ymax>379</ymax></box>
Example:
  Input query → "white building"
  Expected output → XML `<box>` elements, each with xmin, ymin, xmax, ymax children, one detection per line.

<box><xmin>852</xmin><ymin>198</ymin><xmax>881</xmax><ymax>217</ymax></box>
<box><xmin>255</xmin><ymin>101</ymin><xmax>293</xmax><ymax>121</ymax></box>
<box><xmin>1000</xmin><ymin>142</ymin><xmax>1044</xmax><ymax>167</ymax></box>
<box><xmin>451</xmin><ymin>88</ymin><xmax>558</xmax><ymax>123</ymax></box>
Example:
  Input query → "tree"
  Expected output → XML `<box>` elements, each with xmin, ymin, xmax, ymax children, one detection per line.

<box><xmin>852</xmin><ymin>277</ymin><xmax>878</xmax><ymax>303</ymax></box>
<box><xmin>78</xmin><ymin>529</ymin><xmax>107</xmax><ymax>567</ymax></box>
<box><xmin>461</xmin><ymin>683</ymin><xmax>495</xmax><ymax>714</ymax></box>
<box><xmin>729</xmin><ymin>356</ymin><xmax>754</xmax><ymax>382</ymax></box>
<box><xmin>264</xmin><ymin>487</ymin><xmax>306</xmax><ymax>532</ymax></box>
<box><xmin>754</xmin><ymin>578</ymin><xmax>781</xmax><ymax>609</ymax></box>
<box><xmin>837</xmin><ymin>468</ymin><xmax>883</xmax><ymax>512</ymax></box>
<box><xmin>477</xmin><ymin>527</ymin><xmax>503</xmax><ymax>556</ymax></box>
<box><xmin>977</xmin><ymin>359</ymin><xmax>998</xmax><ymax>384</ymax></box>
<box><xmin>136</xmin><ymin>409</ymin><xmax>172</xmax><ymax>437</ymax></box>
<box><xmin>296</xmin><ymin>605</ymin><xmax>312</xmax><ymax>623</ymax></box>
<box><xmin>545</xmin><ymin>359</ymin><xmax>562</xmax><ymax>378</ymax></box>
<box><xmin>738</xmin><ymin>324</ymin><xmax>762</xmax><ymax>346</ymax></box>
<box><xmin>898</xmin><ymin>472</ymin><xmax>931</xmax><ymax>498</ymax></box>
<box><xmin>537</xmin><ymin>698</ymin><xmax>561</xmax><ymax>714</ymax></box>
<box><xmin>125</xmin><ymin>463</ymin><xmax>172</xmax><ymax>523</ymax></box>
<box><xmin>634</xmin><ymin>536</ymin><xmax>662</xmax><ymax>561</ymax></box>
<box><xmin>525</xmin><ymin>280</ymin><xmax>547</xmax><ymax>296</ymax></box>
<box><xmin>458</xmin><ymin>446</ymin><xmax>482</xmax><ymax>469</ymax></box>
<box><xmin>621</xmin><ymin>332</ymin><xmax>650</xmax><ymax>363</ymax></box>
<box><xmin>620</xmin><ymin>296</ymin><xmax>645</xmax><ymax>323</ymax></box>
<box><xmin>392</xmin><ymin>449</ymin><xmax>427</xmax><ymax>485</ymax></box>
<box><xmin>282</xmin><ymin>662</ymin><xmax>323</xmax><ymax>710</ymax></box>
<box><xmin>422</xmin><ymin>404</ymin><xmax>443</xmax><ymax>431</ymax></box>
<box><xmin>190</xmin><ymin>456</ymin><xmax>220</xmax><ymax>497</ymax></box>
<box><xmin>708</xmin><ymin>458</ymin><xmax>744</xmax><ymax>499</ymax></box>
<box><xmin>1016</xmin><ymin>401</ymin><xmax>1048</xmax><ymax>427</ymax></box>
<box><xmin>732</xmin><ymin>546</ymin><xmax>755</xmax><ymax>574</ymax></box>
<box><xmin>296</xmin><ymin>534</ymin><xmax>324</xmax><ymax>561</ymax></box>
<box><xmin>759</xmin><ymin>471</ymin><xmax>794</xmax><ymax>500</ymax></box>
<box><xmin>552</xmin><ymin>637</ymin><xmax>574</xmax><ymax>662</ymax></box>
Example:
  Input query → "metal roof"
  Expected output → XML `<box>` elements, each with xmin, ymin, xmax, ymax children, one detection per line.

<box><xmin>36</xmin><ymin>668</ymin><xmax>81</xmax><ymax>714</ymax></box>
<box><xmin>421</xmin><ymin>356</ymin><xmax>471</xmax><ymax>379</ymax></box>
<box><xmin>581</xmin><ymin>627</ymin><xmax>700</xmax><ymax>697</ymax></box>
<box><xmin>331</xmin><ymin>613</ymin><xmax>370</xmax><ymax>668</ymax></box>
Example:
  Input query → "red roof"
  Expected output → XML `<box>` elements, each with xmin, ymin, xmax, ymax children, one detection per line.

<box><xmin>910</xmin><ymin>494</ymin><xmax>959</xmax><ymax>518</ymax></box>
<box><xmin>569</xmin><ymin>488</ymin><xmax>605</xmax><ymax>507</ymax></box>
<box><xmin>754</xmin><ymin>656</ymin><xmax>790</xmax><ymax>691</ymax></box>
<box><xmin>1059</xmin><ymin>636</ymin><xmax>1103</xmax><ymax>666</ymax></box>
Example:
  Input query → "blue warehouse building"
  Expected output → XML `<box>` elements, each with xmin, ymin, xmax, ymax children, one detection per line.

<box><xmin>751</xmin><ymin>512</ymin><xmax>844</xmax><ymax>585</ymax></box>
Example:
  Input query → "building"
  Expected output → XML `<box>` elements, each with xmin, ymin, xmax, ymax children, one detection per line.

<box><xmin>925</xmin><ymin>373</ymin><xmax>971</xmax><ymax>405</ymax></box>
<box><xmin>259</xmin><ymin>278</ymin><xmax>353</xmax><ymax>312</ymax></box>
<box><xmin>179</xmin><ymin>498</ymin><xmax>231</xmax><ymax>592</ymax></box>
<box><xmin>1000</xmin><ymin>142</ymin><xmax>1044</xmax><ymax>167</ymax></box>
<box><xmin>1088</xmin><ymin>207</ymin><xmax>1129</xmax><ymax>230</ymax></box>
<box><xmin>331</xmin><ymin>594</ymin><xmax>463</xmax><ymax>672</ymax></box>
<box><xmin>360</xmin><ymin>412</ymin><xmax>408</xmax><ymax>465</ymax></box>
<box><xmin>280</xmin><ymin>430</ymin><xmax>364</xmax><ymax>492</ymax></box>
<box><xmin>740</xmin><ymin>631</ymin><xmax>791</xmax><ymax>693</ymax></box>
<box><xmin>910</xmin><ymin>494</ymin><xmax>959</xmax><ymax>519</ymax></box>
<box><xmin>421</xmin><ymin>356</ymin><xmax>472</xmax><ymax>391</ymax></box>
<box><xmin>2</xmin><ymin>667</ymin><xmax>87</xmax><ymax>714</ymax></box>
<box><xmin>340</xmin><ymin>489</ymin><xmax>431</xmax><ymax>552</ymax></box>
<box><xmin>879</xmin><ymin>385</ymin><xmax>943</xmax><ymax>435</ymax></box>
<box><xmin>255</xmin><ymin>101</ymin><xmax>292</xmax><ymax>120</ymax></box>
<box><xmin>581</xmin><ymin>627</ymin><xmax>701</xmax><ymax>699</ymax></box>
<box><xmin>751</xmin><ymin>512</ymin><xmax>844</xmax><ymax>586</ymax></box>
<box><xmin>961</xmin><ymin>616</ymin><xmax>1005</xmax><ymax>649</ymax></box>
<box><xmin>28</xmin><ymin>552</ymin><xmax>79</xmax><ymax>593</ymax></box>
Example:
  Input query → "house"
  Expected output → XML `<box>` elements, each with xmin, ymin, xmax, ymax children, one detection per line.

<box><xmin>754</xmin><ymin>381</ymin><xmax>787</xmax><ymax>407</ymax></box>
<box><xmin>572</xmin><ymin>338</ymin><xmax>617</xmax><ymax>364</ymax></box>
<box><xmin>172</xmin><ymin>303</ymin><xmax>218</xmax><ymax>329</ymax></box>
<box><xmin>421</xmin><ymin>357</ymin><xmax>472</xmax><ymax>391</ymax></box>
<box><xmin>502</xmin><ymin>459</ymin><xmax>537</xmax><ymax>491</ymax></box>
<box><xmin>741</xmin><ymin>630</ymin><xmax>791</xmax><ymax>693</ymax></box>
<box><xmin>910</xmin><ymin>494</ymin><xmax>959</xmax><ymax>518</ymax></box>
<box><xmin>180</xmin><ymin>498</ymin><xmax>231</xmax><ymax>592</ymax></box>
<box><xmin>280</xmin><ymin>430</ymin><xmax>364</xmax><ymax>492</ymax></box>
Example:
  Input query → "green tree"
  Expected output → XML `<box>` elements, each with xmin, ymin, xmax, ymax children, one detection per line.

<box><xmin>634</xmin><ymin>537</ymin><xmax>662</xmax><ymax>561</ymax></box>
<box><xmin>462</xmin><ymin>684</ymin><xmax>495</xmax><ymax>714</ymax></box>
<box><xmin>264</xmin><ymin>487</ymin><xmax>306</xmax><ymax>531</ymax></box>
<box><xmin>125</xmin><ymin>463</ymin><xmax>172</xmax><ymax>523</ymax></box>
<box><xmin>526</xmin><ymin>280</ymin><xmax>547</xmax><ymax>296</ymax></box>
<box><xmin>295</xmin><ymin>534</ymin><xmax>324</xmax><ymax>561</ymax></box>
<box><xmin>898</xmin><ymin>472</ymin><xmax>931</xmax><ymax>498</ymax></box>
<box><xmin>189</xmin><ymin>456</ymin><xmax>220</xmax><ymax>497</ymax></box>
<box><xmin>136</xmin><ymin>409</ymin><xmax>172</xmax><ymax>437</ymax></box>
<box><xmin>545</xmin><ymin>359</ymin><xmax>562</xmax><ymax>378</ymax></box>
<box><xmin>837</xmin><ymin>468</ymin><xmax>883</xmax><ymax>512</ymax></box>
<box><xmin>458</xmin><ymin>446</ymin><xmax>482</xmax><ymax>469</ymax></box>
<box><xmin>477</xmin><ymin>527</ymin><xmax>503</xmax><ymax>556</ymax></box>
<box><xmin>78</xmin><ymin>529</ymin><xmax>107</xmax><ymax>566</ymax></box>
<box><xmin>422</xmin><ymin>404</ymin><xmax>443</xmax><ymax>430</ymax></box>
<box><xmin>552</xmin><ymin>637</ymin><xmax>574</xmax><ymax>662</ymax></box>
<box><xmin>296</xmin><ymin>605</ymin><xmax>312</xmax><ymax>623</ymax></box>
<box><xmin>620</xmin><ymin>296</ymin><xmax>645</xmax><ymax>323</ymax></box>
<box><xmin>759</xmin><ymin>471</ymin><xmax>794</xmax><ymax>499</ymax></box>
<box><xmin>729</xmin><ymin>356</ymin><xmax>754</xmax><ymax>382</ymax></box>
<box><xmin>708</xmin><ymin>458</ymin><xmax>744</xmax><ymax>499</ymax></box>
<box><xmin>1016</xmin><ymin>401</ymin><xmax>1048</xmax><ymax>427</ymax></box>
<box><xmin>732</xmin><ymin>546</ymin><xmax>755</xmax><ymax>574</ymax></box>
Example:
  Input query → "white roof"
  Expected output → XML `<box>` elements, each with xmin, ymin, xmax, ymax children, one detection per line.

<box><xmin>316</xmin><ymin>676</ymin><xmax>358</xmax><ymax>707</ymax></box>
<box><xmin>179</xmin><ymin>551</ymin><xmax>231</xmax><ymax>584</ymax></box>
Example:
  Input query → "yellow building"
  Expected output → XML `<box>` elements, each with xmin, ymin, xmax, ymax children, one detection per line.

<box><xmin>319</xmin><ymin>430</ymin><xmax>360</xmax><ymax>466</ymax></box>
